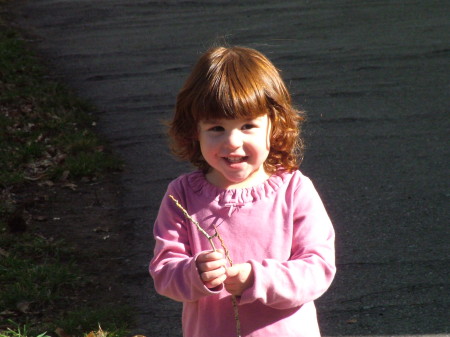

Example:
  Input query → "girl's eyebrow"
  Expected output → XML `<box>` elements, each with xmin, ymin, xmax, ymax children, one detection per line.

<box><xmin>201</xmin><ymin>119</ymin><xmax>221</xmax><ymax>124</ymax></box>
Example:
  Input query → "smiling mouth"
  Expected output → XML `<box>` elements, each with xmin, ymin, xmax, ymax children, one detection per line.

<box><xmin>224</xmin><ymin>156</ymin><xmax>248</xmax><ymax>163</ymax></box>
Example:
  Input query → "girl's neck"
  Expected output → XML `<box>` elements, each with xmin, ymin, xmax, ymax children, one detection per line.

<box><xmin>205</xmin><ymin>166</ymin><xmax>271</xmax><ymax>190</ymax></box>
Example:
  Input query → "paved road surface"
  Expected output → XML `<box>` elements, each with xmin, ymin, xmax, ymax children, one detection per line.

<box><xmin>10</xmin><ymin>1</ymin><xmax>449</xmax><ymax>336</ymax></box>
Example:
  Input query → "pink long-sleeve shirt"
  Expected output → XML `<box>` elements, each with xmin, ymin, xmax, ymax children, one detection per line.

<box><xmin>150</xmin><ymin>169</ymin><xmax>336</xmax><ymax>337</ymax></box>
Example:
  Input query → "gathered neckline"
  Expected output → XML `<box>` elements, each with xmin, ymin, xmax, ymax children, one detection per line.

<box><xmin>186</xmin><ymin>169</ymin><xmax>289</xmax><ymax>206</ymax></box>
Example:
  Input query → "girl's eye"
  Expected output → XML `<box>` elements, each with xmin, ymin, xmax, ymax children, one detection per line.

<box><xmin>242</xmin><ymin>124</ymin><xmax>255</xmax><ymax>130</ymax></box>
<box><xmin>208</xmin><ymin>126</ymin><xmax>224</xmax><ymax>132</ymax></box>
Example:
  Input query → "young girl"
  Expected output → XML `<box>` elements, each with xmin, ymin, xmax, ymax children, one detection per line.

<box><xmin>149</xmin><ymin>46</ymin><xmax>336</xmax><ymax>337</ymax></box>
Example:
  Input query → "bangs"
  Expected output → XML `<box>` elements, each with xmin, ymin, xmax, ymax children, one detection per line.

<box><xmin>187</xmin><ymin>47</ymin><xmax>281</xmax><ymax>121</ymax></box>
<box><xmin>195</xmin><ymin>66</ymin><xmax>269</xmax><ymax>120</ymax></box>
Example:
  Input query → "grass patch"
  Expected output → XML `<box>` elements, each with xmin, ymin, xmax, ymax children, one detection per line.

<box><xmin>0</xmin><ymin>232</ymin><xmax>132</xmax><ymax>337</ymax></box>
<box><xmin>0</xmin><ymin>8</ymin><xmax>131</xmax><ymax>337</ymax></box>
<box><xmin>55</xmin><ymin>308</ymin><xmax>132</xmax><ymax>337</ymax></box>
<box><xmin>0</xmin><ymin>234</ymin><xmax>77</xmax><ymax>309</ymax></box>
<box><xmin>0</xmin><ymin>23</ymin><xmax>122</xmax><ymax>188</ymax></box>
<box><xmin>0</xmin><ymin>320</ymin><xmax>51</xmax><ymax>337</ymax></box>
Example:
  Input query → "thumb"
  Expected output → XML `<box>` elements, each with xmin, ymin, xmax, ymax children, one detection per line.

<box><xmin>226</xmin><ymin>265</ymin><xmax>240</xmax><ymax>278</ymax></box>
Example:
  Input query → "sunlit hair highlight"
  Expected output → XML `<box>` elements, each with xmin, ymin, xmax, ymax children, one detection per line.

<box><xmin>169</xmin><ymin>46</ymin><xmax>305</xmax><ymax>173</ymax></box>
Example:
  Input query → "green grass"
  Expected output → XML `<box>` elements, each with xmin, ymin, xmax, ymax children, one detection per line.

<box><xmin>0</xmin><ymin>234</ymin><xmax>78</xmax><ymax>309</ymax></box>
<box><xmin>0</xmin><ymin>9</ymin><xmax>131</xmax><ymax>337</ymax></box>
<box><xmin>0</xmin><ymin>320</ymin><xmax>51</xmax><ymax>337</ymax></box>
<box><xmin>0</xmin><ymin>8</ymin><xmax>122</xmax><ymax>227</ymax></box>
<box><xmin>55</xmin><ymin>308</ymin><xmax>132</xmax><ymax>337</ymax></box>
<box><xmin>0</xmin><ymin>25</ymin><xmax>122</xmax><ymax>187</ymax></box>
<box><xmin>0</xmin><ymin>232</ymin><xmax>132</xmax><ymax>337</ymax></box>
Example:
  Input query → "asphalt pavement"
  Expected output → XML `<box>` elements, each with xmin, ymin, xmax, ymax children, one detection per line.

<box><xmin>8</xmin><ymin>1</ymin><xmax>449</xmax><ymax>336</ymax></box>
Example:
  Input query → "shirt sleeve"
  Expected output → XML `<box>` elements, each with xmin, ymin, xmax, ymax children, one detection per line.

<box><xmin>240</xmin><ymin>176</ymin><xmax>336</xmax><ymax>309</ymax></box>
<box><xmin>149</xmin><ymin>184</ymin><xmax>222</xmax><ymax>302</ymax></box>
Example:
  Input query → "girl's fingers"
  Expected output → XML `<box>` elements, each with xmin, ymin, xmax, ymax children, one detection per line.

<box><xmin>198</xmin><ymin>258</ymin><xmax>227</xmax><ymax>272</ymax></box>
<box><xmin>205</xmin><ymin>250</ymin><xmax>225</xmax><ymax>261</ymax></box>
<box><xmin>204</xmin><ymin>273</ymin><xmax>227</xmax><ymax>289</ymax></box>
<box><xmin>196</xmin><ymin>250</ymin><xmax>227</xmax><ymax>289</ymax></box>
<box><xmin>201</xmin><ymin>266</ymin><xmax>227</xmax><ymax>289</ymax></box>
<box><xmin>200</xmin><ymin>266</ymin><xmax>226</xmax><ymax>282</ymax></box>
<box><xmin>224</xmin><ymin>263</ymin><xmax>254</xmax><ymax>296</ymax></box>
<box><xmin>196</xmin><ymin>250</ymin><xmax>226</xmax><ymax>272</ymax></box>
<box><xmin>196</xmin><ymin>250</ymin><xmax>224</xmax><ymax>263</ymax></box>
<box><xmin>225</xmin><ymin>265</ymin><xmax>240</xmax><ymax>278</ymax></box>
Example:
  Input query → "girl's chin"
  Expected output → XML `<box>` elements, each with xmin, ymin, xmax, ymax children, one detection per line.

<box><xmin>208</xmin><ymin>166</ymin><xmax>268</xmax><ymax>189</ymax></box>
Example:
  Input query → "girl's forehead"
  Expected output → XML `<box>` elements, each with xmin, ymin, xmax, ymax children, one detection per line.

<box><xmin>199</xmin><ymin>114</ymin><xmax>269</xmax><ymax>124</ymax></box>
<box><xmin>196</xmin><ymin>109</ymin><xmax>268</xmax><ymax>121</ymax></box>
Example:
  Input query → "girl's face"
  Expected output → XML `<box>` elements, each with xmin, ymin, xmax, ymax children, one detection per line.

<box><xmin>198</xmin><ymin>114</ymin><xmax>271</xmax><ymax>189</ymax></box>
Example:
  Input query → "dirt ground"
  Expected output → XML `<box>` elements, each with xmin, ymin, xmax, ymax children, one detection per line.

<box><xmin>15</xmin><ymin>174</ymin><xmax>134</xmax><ymax>324</ymax></box>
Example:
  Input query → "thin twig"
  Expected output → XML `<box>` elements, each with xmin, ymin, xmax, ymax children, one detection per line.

<box><xmin>168</xmin><ymin>194</ymin><xmax>217</xmax><ymax>250</ymax></box>
<box><xmin>169</xmin><ymin>195</ymin><xmax>241</xmax><ymax>337</ymax></box>
<box><xmin>214</xmin><ymin>225</ymin><xmax>233</xmax><ymax>266</ymax></box>
<box><xmin>213</xmin><ymin>225</ymin><xmax>240</xmax><ymax>335</ymax></box>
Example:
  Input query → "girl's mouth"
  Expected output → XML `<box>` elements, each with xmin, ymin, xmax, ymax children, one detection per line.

<box><xmin>224</xmin><ymin>156</ymin><xmax>248</xmax><ymax>164</ymax></box>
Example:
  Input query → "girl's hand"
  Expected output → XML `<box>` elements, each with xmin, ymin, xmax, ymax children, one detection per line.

<box><xmin>224</xmin><ymin>263</ymin><xmax>254</xmax><ymax>296</ymax></box>
<box><xmin>196</xmin><ymin>250</ymin><xmax>227</xmax><ymax>289</ymax></box>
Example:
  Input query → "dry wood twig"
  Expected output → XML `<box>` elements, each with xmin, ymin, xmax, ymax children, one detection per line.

<box><xmin>168</xmin><ymin>194</ymin><xmax>217</xmax><ymax>250</ymax></box>
<box><xmin>169</xmin><ymin>195</ymin><xmax>241</xmax><ymax>337</ymax></box>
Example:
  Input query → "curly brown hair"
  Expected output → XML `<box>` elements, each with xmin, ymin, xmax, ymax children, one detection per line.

<box><xmin>168</xmin><ymin>46</ymin><xmax>305</xmax><ymax>174</ymax></box>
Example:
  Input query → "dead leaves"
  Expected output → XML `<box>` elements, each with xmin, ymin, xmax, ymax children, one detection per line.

<box><xmin>346</xmin><ymin>318</ymin><xmax>358</xmax><ymax>324</ymax></box>
<box><xmin>23</xmin><ymin>150</ymin><xmax>67</xmax><ymax>182</ymax></box>
<box><xmin>55</xmin><ymin>327</ymin><xmax>72</xmax><ymax>337</ymax></box>
<box><xmin>0</xmin><ymin>300</ymin><xmax>35</xmax><ymax>318</ymax></box>
<box><xmin>16</xmin><ymin>300</ymin><xmax>33</xmax><ymax>314</ymax></box>
<box><xmin>0</xmin><ymin>247</ymin><xmax>9</xmax><ymax>257</ymax></box>
<box><xmin>55</xmin><ymin>325</ymin><xmax>147</xmax><ymax>337</ymax></box>
<box><xmin>93</xmin><ymin>226</ymin><xmax>111</xmax><ymax>240</ymax></box>
<box><xmin>84</xmin><ymin>326</ymin><xmax>107</xmax><ymax>337</ymax></box>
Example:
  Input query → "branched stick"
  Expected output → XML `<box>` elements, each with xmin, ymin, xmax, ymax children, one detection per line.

<box><xmin>168</xmin><ymin>195</ymin><xmax>217</xmax><ymax>250</ymax></box>
<box><xmin>169</xmin><ymin>195</ymin><xmax>241</xmax><ymax>337</ymax></box>
<box><xmin>213</xmin><ymin>225</ymin><xmax>241</xmax><ymax>335</ymax></box>
<box><xmin>214</xmin><ymin>225</ymin><xmax>233</xmax><ymax>267</ymax></box>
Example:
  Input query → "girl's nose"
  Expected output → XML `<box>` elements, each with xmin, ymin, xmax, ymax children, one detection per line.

<box><xmin>225</xmin><ymin>130</ymin><xmax>243</xmax><ymax>149</ymax></box>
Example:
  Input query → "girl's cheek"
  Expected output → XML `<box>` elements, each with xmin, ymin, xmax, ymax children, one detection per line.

<box><xmin>207</xmin><ymin>135</ymin><xmax>222</xmax><ymax>145</ymax></box>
